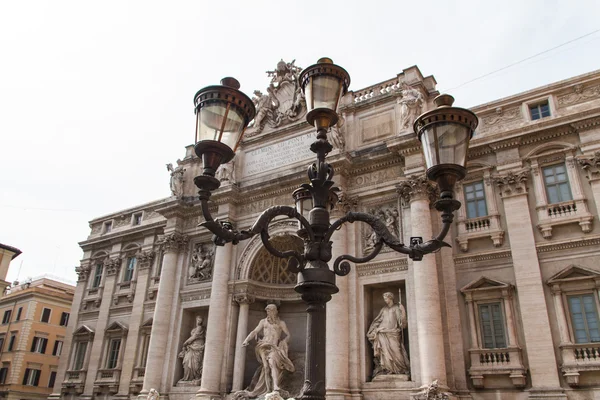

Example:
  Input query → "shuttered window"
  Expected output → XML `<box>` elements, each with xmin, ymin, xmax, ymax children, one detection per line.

<box><xmin>73</xmin><ymin>342</ymin><xmax>88</xmax><ymax>370</ymax></box>
<box><xmin>478</xmin><ymin>302</ymin><xmax>507</xmax><ymax>348</ymax></box>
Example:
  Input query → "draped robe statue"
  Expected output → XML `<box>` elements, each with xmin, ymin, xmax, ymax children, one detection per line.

<box><xmin>367</xmin><ymin>292</ymin><xmax>410</xmax><ymax>378</ymax></box>
<box><xmin>178</xmin><ymin>315</ymin><xmax>206</xmax><ymax>383</ymax></box>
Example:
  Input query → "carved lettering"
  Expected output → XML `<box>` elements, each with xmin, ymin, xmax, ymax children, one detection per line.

<box><xmin>242</xmin><ymin>133</ymin><xmax>315</xmax><ymax>177</ymax></box>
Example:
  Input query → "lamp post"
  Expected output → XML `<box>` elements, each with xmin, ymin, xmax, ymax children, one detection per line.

<box><xmin>193</xmin><ymin>58</ymin><xmax>478</xmax><ymax>400</ymax></box>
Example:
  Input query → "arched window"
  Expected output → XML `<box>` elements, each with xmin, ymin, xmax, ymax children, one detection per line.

<box><xmin>249</xmin><ymin>235</ymin><xmax>303</xmax><ymax>285</ymax></box>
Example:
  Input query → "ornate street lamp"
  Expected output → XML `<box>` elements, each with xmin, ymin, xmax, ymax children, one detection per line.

<box><xmin>193</xmin><ymin>58</ymin><xmax>478</xmax><ymax>400</ymax></box>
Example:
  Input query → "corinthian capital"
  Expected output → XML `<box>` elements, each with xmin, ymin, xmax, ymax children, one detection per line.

<box><xmin>396</xmin><ymin>176</ymin><xmax>437</xmax><ymax>205</ymax></box>
<box><xmin>105</xmin><ymin>258</ymin><xmax>122</xmax><ymax>276</ymax></box>
<box><xmin>234</xmin><ymin>293</ymin><xmax>256</xmax><ymax>305</ymax></box>
<box><xmin>75</xmin><ymin>264</ymin><xmax>90</xmax><ymax>282</ymax></box>
<box><xmin>159</xmin><ymin>232</ymin><xmax>189</xmax><ymax>254</ymax></box>
<box><xmin>492</xmin><ymin>170</ymin><xmax>528</xmax><ymax>198</ymax></box>
<box><xmin>137</xmin><ymin>251</ymin><xmax>155</xmax><ymax>269</ymax></box>
<box><xmin>578</xmin><ymin>151</ymin><xmax>600</xmax><ymax>182</ymax></box>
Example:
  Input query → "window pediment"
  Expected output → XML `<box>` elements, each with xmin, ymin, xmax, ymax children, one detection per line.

<box><xmin>73</xmin><ymin>325</ymin><xmax>94</xmax><ymax>338</ymax></box>
<box><xmin>461</xmin><ymin>277</ymin><xmax>512</xmax><ymax>293</ymax></box>
<box><xmin>548</xmin><ymin>265</ymin><xmax>600</xmax><ymax>285</ymax></box>
<box><xmin>105</xmin><ymin>321</ymin><xmax>128</xmax><ymax>334</ymax></box>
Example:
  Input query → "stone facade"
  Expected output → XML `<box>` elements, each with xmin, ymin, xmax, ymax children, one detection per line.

<box><xmin>49</xmin><ymin>63</ymin><xmax>600</xmax><ymax>400</ymax></box>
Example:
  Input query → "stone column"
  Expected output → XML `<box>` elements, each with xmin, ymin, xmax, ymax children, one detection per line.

<box><xmin>197</xmin><ymin>242</ymin><xmax>235</xmax><ymax>399</ymax></box>
<box><xmin>231</xmin><ymin>294</ymin><xmax>254</xmax><ymax>392</ymax></box>
<box><xmin>578</xmin><ymin>152</ymin><xmax>600</xmax><ymax>209</ymax></box>
<box><xmin>493</xmin><ymin>171</ymin><xmax>564</xmax><ymax>397</ymax></box>
<box><xmin>398</xmin><ymin>176</ymin><xmax>446</xmax><ymax>386</ymax></box>
<box><xmin>118</xmin><ymin>250</ymin><xmax>154</xmax><ymax>396</ymax></box>
<box><xmin>48</xmin><ymin>261</ymin><xmax>91</xmax><ymax>399</ymax></box>
<box><xmin>83</xmin><ymin>256</ymin><xmax>121</xmax><ymax>397</ymax></box>
<box><xmin>326</xmin><ymin>200</ymin><xmax>352</xmax><ymax>400</ymax></box>
<box><xmin>140</xmin><ymin>232</ymin><xmax>188</xmax><ymax>396</ymax></box>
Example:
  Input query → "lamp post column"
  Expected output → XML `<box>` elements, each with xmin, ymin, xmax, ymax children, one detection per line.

<box><xmin>140</xmin><ymin>232</ymin><xmax>188</xmax><ymax>396</ymax></box>
<box><xmin>197</xmin><ymin>240</ymin><xmax>236</xmax><ymax>399</ymax></box>
<box><xmin>231</xmin><ymin>294</ymin><xmax>254</xmax><ymax>392</ymax></box>
<box><xmin>398</xmin><ymin>176</ymin><xmax>447</xmax><ymax>386</ymax></box>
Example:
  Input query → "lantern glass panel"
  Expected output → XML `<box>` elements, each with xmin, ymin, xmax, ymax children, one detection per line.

<box><xmin>421</xmin><ymin>122</ymin><xmax>470</xmax><ymax>169</ymax></box>
<box><xmin>305</xmin><ymin>75</ymin><xmax>343</xmax><ymax>113</ymax></box>
<box><xmin>195</xmin><ymin>102</ymin><xmax>246</xmax><ymax>151</ymax></box>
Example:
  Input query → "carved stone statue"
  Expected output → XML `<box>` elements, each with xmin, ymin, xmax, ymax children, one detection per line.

<box><xmin>364</xmin><ymin>207</ymin><xmax>399</xmax><ymax>253</ymax></box>
<box><xmin>329</xmin><ymin>114</ymin><xmax>346</xmax><ymax>151</ymax></box>
<box><xmin>397</xmin><ymin>83</ymin><xmax>423</xmax><ymax>130</ymax></box>
<box><xmin>178</xmin><ymin>315</ymin><xmax>206</xmax><ymax>385</ymax></box>
<box><xmin>147</xmin><ymin>388</ymin><xmax>159</xmax><ymax>400</ymax></box>
<box><xmin>237</xmin><ymin>304</ymin><xmax>295</xmax><ymax>397</ymax></box>
<box><xmin>251</xmin><ymin>90</ymin><xmax>276</xmax><ymax>133</ymax></box>
<box><xmin>189</xmin><ymin>244</ymin><xmax>214</xmax><ymax>282</ymax></box>
<box><xmin>414</xmin><ymin>380</ymin><xmax>450</xmax><ymax>400</ymax></box>
<box><xmin>167</xmin><ymin>161</ymin><xmax>185</xmax><ymax>197</ymax></box>
<box><xmin>216</xmin><ymin>161</ymin><xmax>235</xmax><ymax>183</ymax></box>
<box><xmin>367</xmin><ymin>292</ymin><xmax>410</xmax><ymax>378</ymax></box>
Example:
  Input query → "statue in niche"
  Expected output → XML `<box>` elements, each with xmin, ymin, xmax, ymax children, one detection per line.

<box><xmin>167</xmin><ymin>161</ymin><xmax>185</xmax><ymax>198</ymax></box>
<box><xmin>147</xmin><ymin>388</ymin><xmax>159</xmax><ymax>400</ymax></box>
<box><xmin>216</xmin><ymin>161</ymin><xmax>235</xmax><ymax>183</ymax></box>
<box><xmin>397</xmin><ymin>83</ymin><xmax>423</xmax><ymax>130</ymax></box>
<box><xmin>178</xmin><ymin>315</ymin><xmax>206</xmax><ymax>384</ymax></box>
<box><xmin>189</xmin><ymin>244</ymin><xmax>214</xmax><ymax>282</ymax></box>
<box><xmin>367</xmin><ymin>292</ymin><xmax>410</xmax><ymax>379</ymax></box>
<box><xmin>364</xmin><ymin>207</ymin><xmax>399</xmax><ymax>253</ymax></box>
<box><xmin>236</xmin><ymin>304</ymin><xmax>295</xmax><ymax>398</ymax></box>
<box><xmin>328</xmin><ymin>113</ymin><xmax>346</xmax><ymax>151</ymax></box>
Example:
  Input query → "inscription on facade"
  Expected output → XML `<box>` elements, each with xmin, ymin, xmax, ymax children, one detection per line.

<box><xmin>243</xmin><ymin>132</ymin><xmax>315</xmax><ymax>176</ymax></box>
<box><xmin>361</xmin><ymin>112</ymin><xmax>394</xmax><ymax>142</ymax></box>
<box><xmin>239</xmin><ymin>194</ymin><xmax>294</xmax><ymax>216</ymax></box>
<box><xmin>352</xmin><ymin>166</ymin><xmax>403</xmax><ymax>187</ymax></box>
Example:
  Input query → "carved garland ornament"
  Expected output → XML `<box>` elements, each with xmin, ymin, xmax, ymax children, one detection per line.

<box><xmin>75</xmin><ymin>264</ymin><xmax>90</xmax><ymax>282</ymax></box>
<box><xmin>137</xmin><ymin>251</ymin><xmax>155</xmax><ymax>270</ymax></box>
<box><xmin>105</xmin><ymin>258</ymin><xmax>122</xmax><ymax>276</ymax></box>
<box><xmin>578</xmin><ymin>151</ymin><xmax>600</xmax><ymax>181</ymax></box>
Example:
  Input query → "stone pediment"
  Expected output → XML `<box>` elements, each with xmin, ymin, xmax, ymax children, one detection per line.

<box><xmin>105</xmin><ymin>321</ymin><xmax>128</xmax><ymax>333</ymax></box>
<box><xmin>547</xmin><ymin>265</ymin><xmax>600</xmax><ymax>284</ymax></box>
<box><xmin>461</xmin><ymin>276</ymin><xmax>512</xmax><ymax>293</ymax></box>
<box><xmin>73</xmin><ymin>325</ymin><xmax>95</xmax><ymax>337</ymax></box>
<box><xmin>141</xmin><ymin>318</ymin><xmax>153</xmax><ymax>327</ymax></box>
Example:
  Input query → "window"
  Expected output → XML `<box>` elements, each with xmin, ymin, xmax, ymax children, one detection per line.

<box><xmin>106</xmin><ymin>338</ymin><xmax>121</xmax><ymax>369</ymax></box>
<box><xmin>73</xmin><ymin>342</ymin><xmax>88</xmax><ymax>370</ymax></box>
<box><xmin>103</xmin><ymin>221</ymin><xmax>112</xmax><ymax>233</ymax></box>
<box><xmin>479</xmin><ymin>302</ymin><xmax>507</xmax><ymax>348</ymax></box>
<box><xmin>568</xmin><ymin>294</ymin><xmax>600</xmax><ymax>343</ymax></box>
<box><xmin>31</xmin><ymin>337</ymin><xmax>48</xmax><ymax>354</ymax></box>
<box><xmin>60</xmin><ymin>312</ymin><xmax>69</xmax><ymax>327</ymax></box>
<box><xmin>0</xmin><ymin>337</ymin><xmax>4</xmax><ymax>352</ymax></box>
<box><xmin>156</xmin><ymin>252</ymin><xmax>165</xmax><ymax>277</ymax></box>
<box><xmin>529</xmin><ymin>100</ymin><xmax>551</xmax><ymax>120</ymax></box>
<box><xmin>133</xmin><ymin>213</ymin><xmax>142</xmax><ymax>226</ymax></box>
<box><xmin>92</xmin><ymin>263</ymin><xmax>103</xmax><ymax>288</ymax></box>
<box><xmin>543</xmin><ymin>164</ymin><xmax>572</xmax><ymax>204</ymax></box>
<box><xmin>123</xmin><ymin>257</ymin><xmax>136</xmax><ymax>282</ymax></box>
<box><xmin>22</xmin><ymin>368</ymin><xmax>40</xmax><ymax>386</ymax></box>
<box><xmin>48</xmin><ymin>370</ymin><xmax>56</xmax><ymax>388</ymax></box>
<box><xmin>0</xmin><ymin>367</ymin><xmax>8</xmax><ymax>384</ymax></box>
<box><xmin>464</xmin><ymin>181</ymin><xmax>488</xmax><ymax>219</ymax></box>
<box><xmin>15</xmin><ymin>307</ymin><xmax>22</xmax><ymax>321</ymax></box>
<box><xmin>139</xmin><ymin>334</ymin><xmax>151</xmax><ymax>367</ymax></box>
<box><xmin>41</xmin><ymin>308</ymin><xmax>51</xmax><ymax>323</ymax></box>
<box><xmin>7</xmin><ymin>334</ymin><xmax>16</xmax><ymax>351</ymax></box>
<box><xmin>52</xmin><ymin>340</ymin><xmax>63</xmax><ymax>356</ymax></box>
<box><xmin>2</xmin><ymin>310</ymin><xmax>11</xmax><ymax>324</ymax></box>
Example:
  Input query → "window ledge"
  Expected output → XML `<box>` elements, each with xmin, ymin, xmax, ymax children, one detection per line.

<box><xmin>536</xmin><ymin>199</ymin><xmax>593</xmax><ymax>238</ymax></box>
<box><xmin>62</xmin><ymin>370</ymin><xmax>86</xmax><ymax>394</ymax></box>
<box><xmin>456</xmin><ymin>214</ymin><xmax>505</xmax><ymax>252</ymax></box>
<box><xmin>468</xmin><ymin>347</ymin><xmax>526</xmax><ymax>388</ymax></box>
<box><xmin>94</xmin><ymin>369</ymin><xmax>121</xmax><ymax>394</ymax></box>
<box><xmin>560</xmin><ymin>343</ymin><xmax>600</xmax><ymax>387</ymax></box>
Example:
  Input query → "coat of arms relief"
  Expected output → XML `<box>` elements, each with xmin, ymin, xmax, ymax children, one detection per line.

<box><xmin>246</xmin><ymin>59</ymin><xmax>307</xmax><ymax>137</ymax></box>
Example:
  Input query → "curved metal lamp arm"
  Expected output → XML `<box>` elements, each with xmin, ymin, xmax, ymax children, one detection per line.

<box><xmin>198</xmin><ymin>192</ymin><xmax>313</xmax><ymax>268</ymax></box>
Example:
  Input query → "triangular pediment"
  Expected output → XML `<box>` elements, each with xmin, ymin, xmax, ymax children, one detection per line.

<box><xmin>141</xmin><ymin>318</ymin><xmax>153</xmax><ymax>328</ymax></box>
<box><xmin>105</xmin><ymin>321</ymin><xmax>128</xmax><ymax>333</ymax></box>
<box><xmin>461</xmin><ymin>276</ymin><xmax>511</xmax><ymax>293</ymax></box>
<box><xmin>547</xmin><ymin>265</ymin><xmax>600</xmax><ymax>284</ymax></box>
<box><xmin>73</xmin><ymin>325</ymin><xmax>94</xmax><ymax>336</ymax></box>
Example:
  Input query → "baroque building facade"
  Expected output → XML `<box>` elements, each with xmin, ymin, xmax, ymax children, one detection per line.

<box><xmin>49</xmin><ymin>62</ymin><xmax>600</xmax><ymax>400</ymax></box>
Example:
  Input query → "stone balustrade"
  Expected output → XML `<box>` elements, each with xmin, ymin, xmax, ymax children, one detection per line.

<box><xmin>560</xmin><ymin>343</ymin><xmax>600</xmax><ymax>387</ymax></box>
<box><xmin>456</xmin><ymin>214</ymin><xmax>504</xmax><ymax>251</ymax></box>
<box><xmin>62</xmin><ymin>370</ymin><xmax>86</xmax><ymax>394</ymax></box>
<box><xmin>536</xmin><ymin>198</ymin><xmax>593</xmax><ymax>238</ymax></box>
<box><xmin>468</xmin><ymin>347</ymin><xmax>526</xmax><ymax>388</ymax></box>
<box><xmin>94</xmin><ymin>368</ymin><xmax>121</xmax><ymax>394</ymax></box>
<box><xmin>352</xmin><ymin>77</ymin><xmax>401</xmax><ymax>103</ymax></box>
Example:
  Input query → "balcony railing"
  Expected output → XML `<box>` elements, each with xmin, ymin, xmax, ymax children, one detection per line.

<box><xmin>456</xmin><ymin>214</ymin><xmax>504</xmax><ymax>252</ymax></box>
<box><xmin>62</xmin><ymin>370</ymin><xmax>86</xmax><ymax>394</ymax></box>
<box><xmin>468</xmin><ymin>347</ymin><xmax>526</xmax><ymax>388</ymax></box>
<box><xmin>560</xmin><ymin>343</ymin><xmax>600</xmax><ymax>387</ymax></box>
<box><xmin>536</xmin><ymin>199</ymin><xmax>593</xmax><ymax>239</ymax></box>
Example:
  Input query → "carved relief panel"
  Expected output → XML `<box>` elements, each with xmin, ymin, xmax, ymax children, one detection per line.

<box><xmin>187</xmin><ymin>243</ymin><xmax>215</xmax><ymax>284</ymax></box>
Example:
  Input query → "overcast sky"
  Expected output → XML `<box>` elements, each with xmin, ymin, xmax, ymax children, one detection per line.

<box><xmin>1</xmin><ymin>0</ymin><xmax>599</xmax><ymax>284</ymax></box>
